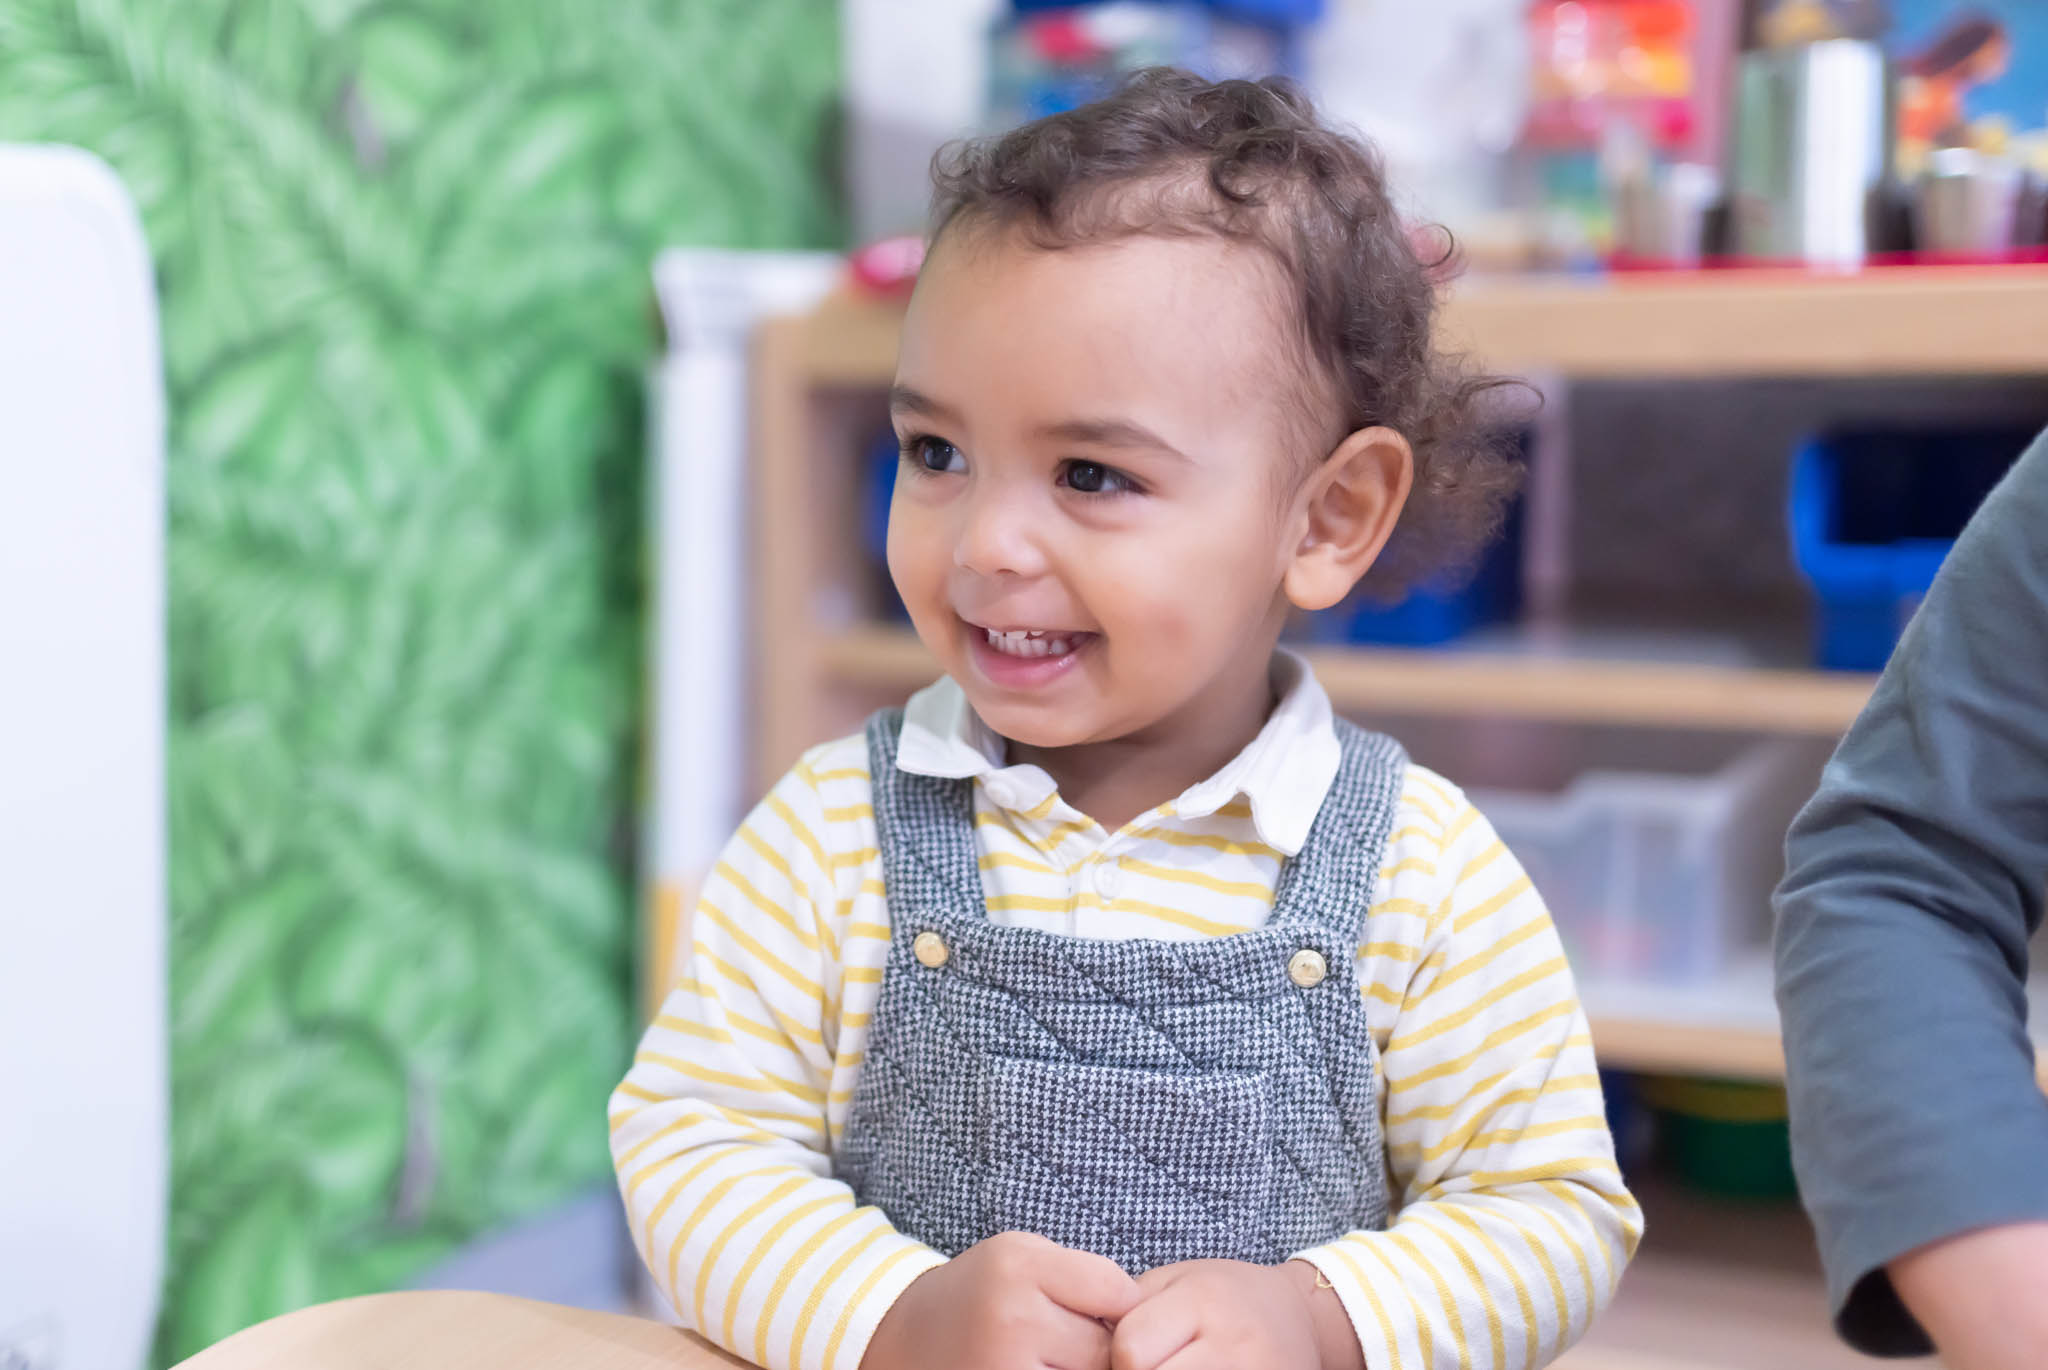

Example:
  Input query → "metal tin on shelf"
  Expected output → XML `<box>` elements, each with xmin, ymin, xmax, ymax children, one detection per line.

<box><xmin>1729</xmin><ymin>39</ymin><xmax>1895</xmax><ymax>268</ymax></box>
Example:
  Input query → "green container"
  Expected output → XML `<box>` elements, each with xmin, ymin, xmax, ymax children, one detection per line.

<box><xmin>1642</xmin><ymin>1076</ymin><xmax>1799</xmax><ymax>1201</ymax></box>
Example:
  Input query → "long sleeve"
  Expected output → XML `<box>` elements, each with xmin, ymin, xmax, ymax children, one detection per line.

<box><xmin>610</xmin><ymin>758</ymin><xmax>943</xmax><ymax>1370</ymax></box>
<box><xmin>1296</xmin><ymin>790</ymin><xmax>1642</xmax><ymax>1370</ymax></box>
<box><xmin>1774</xmin><ymin>427</ymin><xmax>2048</xmax><ymax>1355</ymax></box>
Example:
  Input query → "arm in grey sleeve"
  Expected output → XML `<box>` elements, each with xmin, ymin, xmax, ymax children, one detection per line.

<box><xmin>1775</xmin><ymin>426</ymin><xmax>2048</xmax><ymax>1356</ymax></box>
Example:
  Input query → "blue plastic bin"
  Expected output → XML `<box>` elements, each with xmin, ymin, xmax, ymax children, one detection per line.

<box><xmin>1789</xmin><ymin>427</ymin><xmax>2034</xmax><ymax>671</ymax></box>
<box><xmin>1601</xmin><ymin>1070</ymin><xmax>1654</xmax><ymax>1179</ymax></box>
<box><xmin>865</xmin><ymin>433</ymin><xmax>911</xmax><ymax>621</ymax></box>
<box><xmin>1336</xmin><ymin>509</ymin><xmax>1523</xmax><ymax>648</ymax></box>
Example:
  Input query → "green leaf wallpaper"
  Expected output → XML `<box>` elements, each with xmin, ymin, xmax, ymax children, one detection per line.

<box><xmin>0</xmin><ymin>1</ymin><xmax>841</xmax><ymax>1361</ymax></box>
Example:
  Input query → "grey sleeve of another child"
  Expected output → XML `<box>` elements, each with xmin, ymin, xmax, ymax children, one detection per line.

<box><xmin>1775</xmin><ymin>426</ymin><xmax>2048</xmax><ymax>1356</ymax></box>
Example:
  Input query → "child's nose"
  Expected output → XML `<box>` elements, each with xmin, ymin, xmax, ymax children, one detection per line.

<box><xmin>953</xmin><ymin>485</ymin><xmax>1049</xmax><ymax>580</ymax></box>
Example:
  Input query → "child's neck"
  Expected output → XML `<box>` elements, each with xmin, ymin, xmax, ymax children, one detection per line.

<box><xmin>1005</xmin><ymin>652</ymin><xmax>1280</xmax><ymax>834</ymax></box>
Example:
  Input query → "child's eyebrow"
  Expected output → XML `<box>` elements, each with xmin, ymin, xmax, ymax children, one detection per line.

<box><xmin>888</xmin><ymin>384</ymin><xmax>960</xmax><ymax>425</ymax></box>
<box><xmin>1035</xmin><ymin>417</ymin><xmax>1190</xmax><ymax>463</ymax></box>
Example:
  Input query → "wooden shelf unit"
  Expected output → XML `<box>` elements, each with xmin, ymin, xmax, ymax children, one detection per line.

<box><xmin>731</xmin><ymin>271</ymin><xmax>2048</xmax><ymax>1367</ymax></box>
<box><xmin>748</xmin><ymin>268</ymin><xmax>2048</xmax><ymax>1087</ymax></box>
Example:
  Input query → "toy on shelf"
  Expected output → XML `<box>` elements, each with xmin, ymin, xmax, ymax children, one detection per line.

<box><xmin>988</xmin><ymin>1</ymin><xmax>1321</xmax><ymax>126</ymax></box>
<box><xmin>1755</xmin><ymin>2</ymin><xmax>2048</xmax><ymax>174</ymax></box>
<box><xmin>1524</xmin><ymin>0</ymin><xmax>1702</xmax><ymax>155</ymax></box>
<box><xmin>848</xmin><ymin>237</ymin><xmax>925</xmax><ymax>297</ymax></box>
<box><xmin>1745</xmin><ymin>1</ymin><xmax>2048</xmax><ymax>255</ymax></box>
<box><xmin>1520</xmin><ymin>0</ymin><xmax>1734</xmax><ymax>261</ymax></box>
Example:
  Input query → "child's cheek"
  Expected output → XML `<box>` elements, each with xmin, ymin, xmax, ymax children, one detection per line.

<box><xmin>885</xmin><ymin>498</ymin><xmax>935</xmax><ymax>596</ymax></box>
<box><xmin>1103</xmin><ymin>554</ymin><xmax>1204</xmax><ymax>666</ymax></box>
<box><xmin>885</xmin><ymin>502</ymin><xmax>950</xmax><ymax>644</ymax></box>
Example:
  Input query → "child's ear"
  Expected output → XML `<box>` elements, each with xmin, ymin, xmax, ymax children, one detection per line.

<box><xmin>1282</xmin><ymin>426</ymin><xmax>1414</xmax><ymax>612</ymax></box>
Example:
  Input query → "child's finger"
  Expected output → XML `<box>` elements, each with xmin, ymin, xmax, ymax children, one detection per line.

<box><xmin>1106</xmin><ymin>1284</ymin><xmax>1197</xmax><ymax>1370</ymax></box>
<box><xmin>1038</xmin><ymin>1305</ymin><xmax>1117</xmax><ymax>1370</ymax></box>
<box><xmin>1149</xmin><ymin>1341</ymin><xmax>1218</xmax><ymax>1370</ymax></box>
<box><xmin>1038</xmin><ymin>1247</ymin><xmax>1144</xmax><ymax>1322</ymax></box>
<box><xmin>1132</xmin><ymin>1262</ymin><xmax>1188</xmax><ymax>1298</ymax></box>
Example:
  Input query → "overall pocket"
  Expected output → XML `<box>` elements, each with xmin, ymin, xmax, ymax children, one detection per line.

<box><xmin>975</xmin><ymin>1055</ymin><xmax>1276</xmax><ymax>1273</ymax></box>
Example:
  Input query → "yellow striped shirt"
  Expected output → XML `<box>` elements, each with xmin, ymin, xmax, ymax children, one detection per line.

<box><xmin>612</xmin><ymin>659</ymin><xmax>1641</xmax><ymax>1370</ymax></box>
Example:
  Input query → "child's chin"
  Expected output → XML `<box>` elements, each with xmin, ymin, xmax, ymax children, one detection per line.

<box><xmin>969</xmin><ymin>696</ymin><xmax>1102</xmax><ymax>751</ymax></box>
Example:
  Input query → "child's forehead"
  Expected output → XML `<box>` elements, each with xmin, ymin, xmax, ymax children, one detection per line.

<box><xmin>927</xmin><ymin>220</ymin><xmax>1289</xmax><ymax>310</ymax></box>
<box><xmin>907</xmin><ymin>227</ymin><xmax>1315</xmax><ymax>410</ymax></box>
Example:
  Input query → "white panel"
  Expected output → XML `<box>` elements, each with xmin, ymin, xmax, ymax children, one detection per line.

<box><xmin>0</xmin><ymin>144</ymin><xmax>167</xmax><ymax>1370</ymax></box>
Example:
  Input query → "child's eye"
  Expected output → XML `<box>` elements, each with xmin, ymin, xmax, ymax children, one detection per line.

<box><xmin>901</xmin><ymin>435</ymin><xmax>966</xmax><ymax>476</ymax></box>
<box><xmin>1059</xmin><ymin>460</ymin><xmax>1137</xmax><ymax>496</ymax></box>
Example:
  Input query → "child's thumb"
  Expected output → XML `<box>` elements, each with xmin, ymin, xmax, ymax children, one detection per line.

<box><xmin>1039</xmin><ymin>1246</ymin><xmax>1143</xmax><ymax>1321</ymax></box>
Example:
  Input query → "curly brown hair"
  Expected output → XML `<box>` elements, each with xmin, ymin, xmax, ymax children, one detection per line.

<box><xmin>927</xmin><ymin>67</ymin><xmax>1526</xmax><ymax>596</ymax></box>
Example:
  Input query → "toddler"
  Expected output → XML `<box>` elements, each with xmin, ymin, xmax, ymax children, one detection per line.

<box><xmin>613</xmin><ymin>69</ymin><xmax>1641</xmax><ymax>1370</ymax></box>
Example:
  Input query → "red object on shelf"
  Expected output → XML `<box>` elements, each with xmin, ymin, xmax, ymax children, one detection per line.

<box><xmin>1024</xmin><ymin>13</ymin><xmax>1103</xmax><ymax>64</ymax></box>
<box><xmin>1607</xmin><ymin>247</ymin><xmax>2048</xmax><ymax>272</ymax></box>
<box><xmin>848</xmin><ymin>236</ymin><xmax>926</xmax><ymax>296</ymax></box>
<box><xmin>1895</xmin><ymin>248</ymin><xmax>2048</xmax><ymax>268</ymax></box>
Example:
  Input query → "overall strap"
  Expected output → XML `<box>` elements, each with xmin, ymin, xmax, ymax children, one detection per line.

<box><xmin>864</xmin><ymin>709</ymin><xmax>987</xmax><ymax>922</ymax></box>
<box><xmin>1264</xmin><ymin>717</ymin><xmax>1410</xmax><ymax>949</ymax></box>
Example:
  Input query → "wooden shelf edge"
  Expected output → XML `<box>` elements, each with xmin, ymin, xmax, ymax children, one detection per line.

<box><xmin>778</xmin><ymin>268</ymin><xmax>2048</xmax><ymax>386</ymax></box>
<box><xmin>1305</xmin><ymin>645</ymin><xmax>1873</xmax><ymax>735</ymax></box>
<box><xmin>819</xmin><ymin>624</ymin><xmax>1876</xmax><ymax>736</ymax></box>
<box><xmin>1591</xmin><ymin>1022</ymin><xmax>2048</xmax><ymax>1090</ymax></box>
<box><xmin>1586</xmin><ymin>1017</ymin><xmax>1786</xmax><ymax>1081</ymax></box>
<box><xmin>1442</xmin><ymin>266</ymin><xmax>2048</xmax><ymax>378</ymax></box>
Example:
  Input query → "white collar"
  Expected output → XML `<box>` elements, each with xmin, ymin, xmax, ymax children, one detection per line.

<box><xmin>894</xmin><ymin>648</ymin><xmax>1342</xmax><ymax>856</ymax></box>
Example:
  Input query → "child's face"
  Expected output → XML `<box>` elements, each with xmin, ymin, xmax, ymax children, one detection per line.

<box><xmin>886</xmin><ymin>227</ymin><xmax>1320</xmax><ymax>751</ymax></box>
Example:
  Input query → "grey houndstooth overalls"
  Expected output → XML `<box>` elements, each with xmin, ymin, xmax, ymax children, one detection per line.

<box><xmin>835</xmin><ymin>708</ymin><xmax>1406</xmax><ymax>1274</ymax></box>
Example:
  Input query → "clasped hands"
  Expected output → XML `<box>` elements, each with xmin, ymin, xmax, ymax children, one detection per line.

<box><xmin>861</xmin><ymin>1231</ymin><xmax>1364</xmax><ymax>1370</ymax></box>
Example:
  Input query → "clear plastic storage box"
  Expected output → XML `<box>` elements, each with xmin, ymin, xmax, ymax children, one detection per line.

<box><xmin>1468</xmin><ymin>737</ymin><xmax>1830</xmax><ymax>985</ymax></box>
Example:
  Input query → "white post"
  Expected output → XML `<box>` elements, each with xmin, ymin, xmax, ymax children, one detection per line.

<box><xmin>635</xmin><ymin>250</ymin><xmax>840</xmax><ymax>1315</ymax></box>
<box><xmin>644</xmin><ymin>248</ymin><xmax>842</xmax><ymax>1008</ymax></box>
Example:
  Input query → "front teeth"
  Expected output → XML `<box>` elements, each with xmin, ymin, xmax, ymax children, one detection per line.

<box><xmin>986</xmin><ymin>628</ymin><xmax>1078</xmax><ymax>658</ymax></box>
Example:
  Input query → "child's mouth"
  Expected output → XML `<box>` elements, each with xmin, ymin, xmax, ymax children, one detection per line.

<box><xmin>965</xmin><ymin>622</ymin><xmax>1097</xmax><ymax>688</ymax></box>
<box><xmin>982</xmin><ymin>627</ymin><xmax>1084</xmax><ymax>658</ymax></box>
